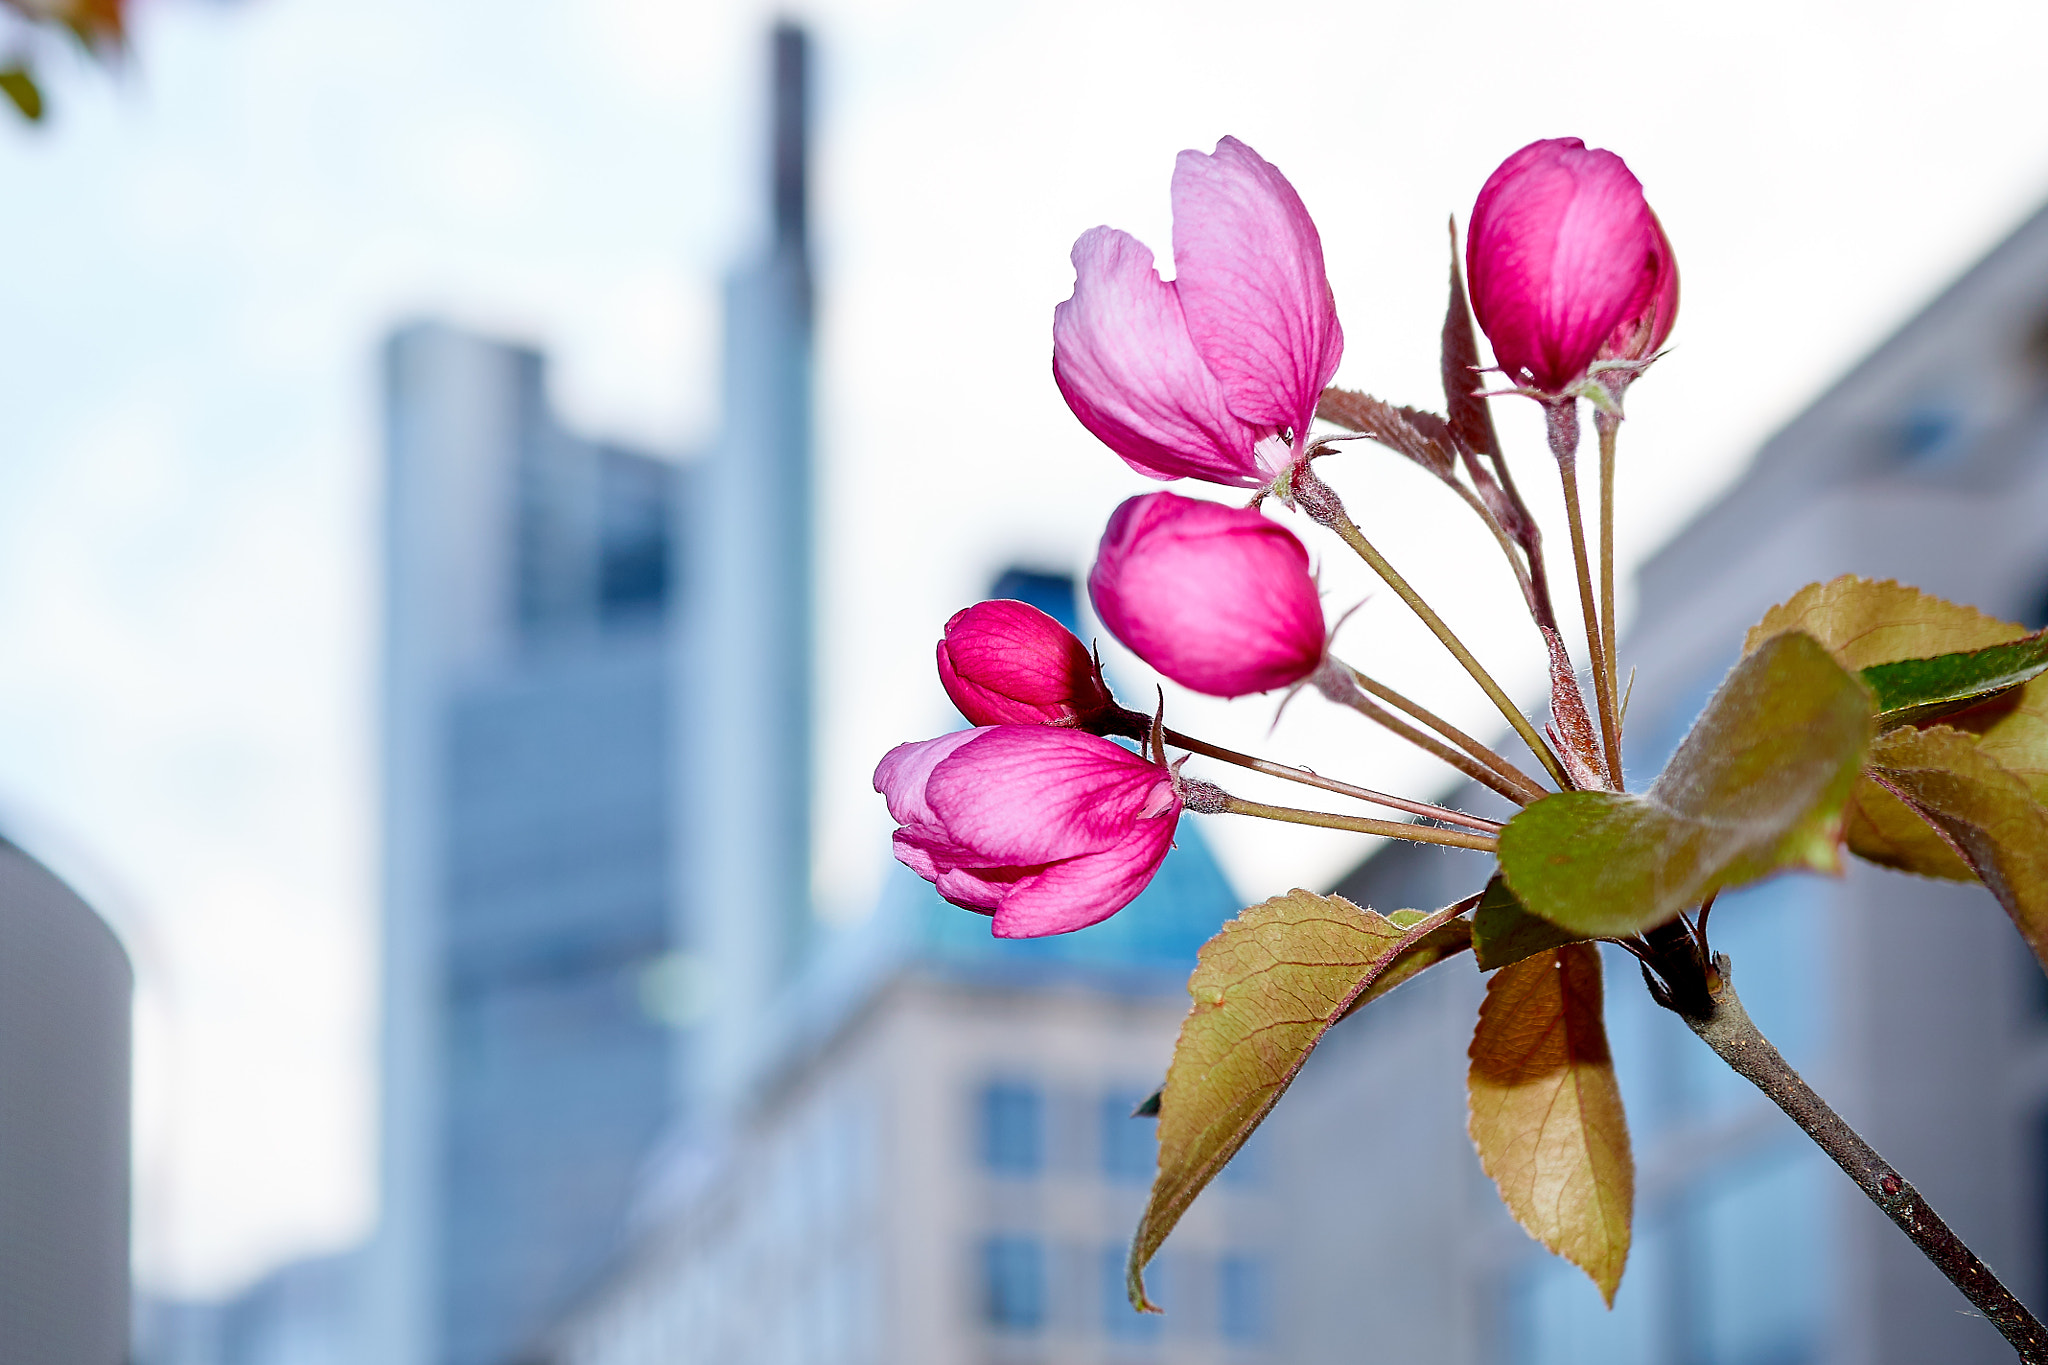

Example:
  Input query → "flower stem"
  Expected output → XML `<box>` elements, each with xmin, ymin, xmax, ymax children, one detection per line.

<box><xmin>1291</xmin><ymin>466</ymin><xmax>1572</xmax><ymax>792</ymax></box>
<box><xmin>1345</xmin><ymin>666</ymin><xmax>1549</xmax><ymax>803</ymax></box>
<box><xmin>1546</xmin><ymin>405</ymin><xmax>1620</xmax><ymax>787</ymax></box>
<box><xmin>1596</xmin><ymin>411</ymin><xmax>1622</xmax><ymax>786</ymax></box>
<box><xmin>1217</xmin><ymin>793</ymin><xmax>1499</xmax><ymax>853</ymax></box>
<box><xmin>1644</xmin><ymin>941</ymin><xmax>2048</xmax><ymax>1363</ymax></box>
<box><xmin>1157</xmin><ymin>726</ymin><xmax>1502</xmax><ymax>832</ymax></box>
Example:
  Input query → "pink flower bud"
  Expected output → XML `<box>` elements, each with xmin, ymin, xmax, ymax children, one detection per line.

<box><xmin>1052</xmin><ymin>137</ymin><xmax>1343</xmax><ymax>490</ymax></box>
<box><xmin>1088</xmin><ymin>491</ymin><xmax>1325</xmax><ymax>698</ymax></box>
<box><xmin>937</xmin><ymin>599</ymin><xmax>1116</xmax><ymax>729</ymax></box>
<box><xmin>873</xmin><ymin>726</ymin><xmax>1181</xmax><ymax>937</ymax></box>
<box><xmin>1466</xmin><ymin>138</ymin><xmax>1676</xmax><ymax>396</ymax></box>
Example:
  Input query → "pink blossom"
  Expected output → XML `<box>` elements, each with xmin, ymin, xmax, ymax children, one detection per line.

<box><xmin>1052</xmin><ymin>137</ymin><xmax>1343</xmax><ymax>489</ymax></box>
<box><xmin>1598</xmin><ymin>212</ymin><xmax>1680</xmax><ymax>366</ymax></box>
<box><xmin>937</xmin><ymin>599</ymin><xmax>1116</xmax><ymax>729</ymax></box>
<box><xmin>1466</xmin><ymin>138</ymin><xmax>1675</xmax><ymax>396</ymax></box>
<box><xmin>1088</xmin><ymin>491</ymin><xmax>1325</xmax><ymax>698</ymax></box>
<box><xmin>874</xmin><ymin>726</ymin><xmax>1181</xmax><ymax>937</ymax></box>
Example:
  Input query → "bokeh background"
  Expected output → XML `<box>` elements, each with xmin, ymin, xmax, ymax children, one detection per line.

<box><xmin>8</xmin><ymin>0</ymin><xmax>2048</xmax><ymax>1355</ymax></box>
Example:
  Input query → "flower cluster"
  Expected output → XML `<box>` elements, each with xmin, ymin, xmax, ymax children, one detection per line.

<box><xmin>876</xmin><ymin>135</ymin><xmax>1676</xmax><ymax>937</ymax></box>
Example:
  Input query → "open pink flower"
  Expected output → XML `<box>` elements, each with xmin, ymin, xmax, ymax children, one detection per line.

<box><xmin>1052</xmin><ymin>137</ymin><xmax>1343</xmax><ymax>489</ymax></box>
<box><xmin>937</xmin><ymin>599</ymin><xmax>1116</xmax><ymax>729</ymax></box>
<box><xmin>1466</xmin><ymin>138</ymin><xmax>1675</xmax><ymax>396</ymax></box>
<box><xmin>874</xmin><ymin>726</ymin><xmax>1181</xmax><ymax>937</ymax></box>
<box><xmin>1089</xmin><ymin>491</ymin><xmax>1326</xmax><ymax>698</ymax></box>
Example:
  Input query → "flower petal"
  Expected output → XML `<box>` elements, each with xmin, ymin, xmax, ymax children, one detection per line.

<box><xmin>925</xmin><ymin>727</ymin><xmax>1169</xmax><ymax>864</ymax></box>
<box><xmin>990</xmin><ymin>811</ymin><xmax>1180</xmax><ymax>938</ymax></box>
<box><xmin>1171</xmin><ymin>137</ymin><xmax>1343</xmax><ymax>438</ymax></box>
<box><xmin>873</xmin><ymin>728</ymin><xmax>984</xmax><ymax>828</ymax></box>
<box><xmin>1053</xmin><ymin>226</ymin><xmax>1268</xmax><ymax>488</ymax></box>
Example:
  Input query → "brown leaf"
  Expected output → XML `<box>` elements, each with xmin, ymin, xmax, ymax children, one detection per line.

<box><xmin>1867</xmin><ymin>726</ymin><xmax>2048</xmax><ymax>972</ymax></box>
<box><xmin>1441</xmin><ymin>217</ymin><xmax>1501</xmax><ymax>460</ymax></box>
<box><xmin>1844</xmin><ymin>773</ymin><xmax>1976</xmax><ymax>881</ymax></box>
<box><xmin>1315</xmin><ymin>387</ymin><xmax>1458</xmax><ymax>480</ymax></box>
<box><xmin>1746</xmin><ymin>576</ymin><xmax>2027</xmax><ymax>669</ymax></box>
<box><xmin>1130</xmin><ymin>889</ymin><xmax>1473</xmax><ymax>1309</ymax></box>
<box><xmin>1469</xmin><ymin>943</ymin><xmax>1632</xmax><ymax>1304</ymax></box>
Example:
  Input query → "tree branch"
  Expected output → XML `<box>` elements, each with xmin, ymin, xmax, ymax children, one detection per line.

<box><xmin>1658</xmin><ymin>949</ymin><xmax>2048</xmax><ymax>1363</ymax></box>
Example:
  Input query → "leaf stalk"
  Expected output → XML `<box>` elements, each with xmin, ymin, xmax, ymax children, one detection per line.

<box><xmin>1217</xmin><ymin>794</ymin><xmax>1500</xmax><ymax>853</ymax></box>
<box><xmin>1291</xmin><ymin>465</ymin><xmax>1572</xmax><ymax>792</ymax></box>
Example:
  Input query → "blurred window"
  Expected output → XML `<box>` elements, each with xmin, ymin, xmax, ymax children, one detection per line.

<box><xmin>1099</xmin><ymin>1088</ymin><xmax>1156</xmax><ymax>1183</ymax></box>
<box><xmin>981</xmin><ymin>1236</ymin><xmax>1046</xmax><ymax>1332</ymax></box>
<box><xmin>1218</xmin><ymin>1254</ymin><xmax>1270</xmax><ymax>1345</ymax></box>
<box><xmin>978</xmin><ymin>1081</ymin><xmax>1043</xmax><ymax>1176</ymax></box>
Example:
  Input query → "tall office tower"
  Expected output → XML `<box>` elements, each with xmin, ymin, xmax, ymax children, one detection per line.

<box><xmin>368</xmin><ymin>324</ymin><xmax>684</xmax><ymax>1365</ymax></box>
<box><xmin>545</xmin><ymin>572</ymin><xmax>1274</xmax><ymax>1365</ymax></box>
<box><xmin>686</xmin><ymin>20</ymin><xmax>816</xmax><ymax>1121</ymax></box>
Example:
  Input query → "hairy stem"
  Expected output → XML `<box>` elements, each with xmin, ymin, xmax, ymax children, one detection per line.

<box><xmin>1292</xmin><ymin>466</ymin><xmax>1571</xmax><ymax>791</ymax></box>
<box><xmin>1216</xmin><ymin>794</ymin><xmax>1499</xmax><ymax>852</ymax></box>
<box><xmin>1596</xmin><ymin>412</ymin><xmax>1622</xmax><ymax>785</ymax></box>
<box><xmin>1648</xmin><ymin>945</ymin><xmax>2048</xmax><ymax>1362</ymax></box>
<box><xmin>1155</xmin><ymin>725</ymin><xmax>1502</xmax><ymax>832</ymax></box>
<box><xmin>1346</xmin><ymin>667</ymin><xmax>1549</xmax><ymax>803</ymax></box>
<box><xmin>1330</xmin><ymin>686</ymin><xmax>1546</xmax><ymax>807</ymax></box>
<box><xmin>1547</xmin><ymin>405</ymin><xmax>1619</xmax><ymax>787</ymax></box>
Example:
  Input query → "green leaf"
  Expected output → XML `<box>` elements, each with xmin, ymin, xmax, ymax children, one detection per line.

<box><xmin>1746</xmin><ymin>576</ymin><xmax>2028</xmax><ymax>670</ymax></box>
<box><xmin>1468</xmin><ymin>943</ymin><xmax>1632</xmax><ymax>1304</ymax></box>
<box><xmin>1473</xmin><ymin>874</ymin><xmax>1586</xmax><ymax>971</ymax></box>
<box><xmin>0</xmin><ymin>65</ymin><xmax>44</xmax><ymax>122</ymax></box>
<box><xmin>1129</xmin><ymin>889</ymin><xmax>1472</xmax><ymax>1310</ymax></box>
<box><xmin>1859</xmin><ymin>630</ymin><xmax>2048</xmax><ymax>728</ymax></box>
<box><xmin>1499</xmin><ymin>632</ymin><xmax>1870</xmax><ymax>937</ymax></box>
<box><xmin>1865</xmin><ymin>726</ymin><xmax>2048</xmax><ymax>973</ymax></box>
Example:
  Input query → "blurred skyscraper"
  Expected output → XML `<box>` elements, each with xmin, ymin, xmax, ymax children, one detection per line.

<box><xmin>364</xmin><ymin>324</ymin><xmax>684</xmax><ymax>1365</ymax></box>
<box><xmin>546</xmin><ymin>570</ymin><xmax>1262</xmax><ymax>1365</ymax></box>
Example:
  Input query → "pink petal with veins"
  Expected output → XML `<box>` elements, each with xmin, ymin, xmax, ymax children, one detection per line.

<box><xmin>1171</xmin><ymin>136</ymin><xmax>1343</xmax><ymax>439</ymax></box>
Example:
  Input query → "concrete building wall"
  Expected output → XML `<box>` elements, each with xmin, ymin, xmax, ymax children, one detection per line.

<box><xmin>0</xmin><ymin>836</ymin><xmax>131</xmax><ymax>1365</ymax></box>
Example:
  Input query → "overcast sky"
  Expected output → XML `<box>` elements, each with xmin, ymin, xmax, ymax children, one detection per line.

<box><xmin>4</xmin><ymin>0</ymin><xmax>2048</xmax><ymax>1299</ymax></box>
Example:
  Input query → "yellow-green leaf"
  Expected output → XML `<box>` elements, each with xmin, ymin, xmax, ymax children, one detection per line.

<box><xmin>1844</xmin><ymin>773</ymin><xmax>1976</xmax><ymax>881</ymax></box>
<box><xmin>1957</xmin><ymin>675</ymin><xmax>2048</xmax><ymax>808</ymax></box>
<box><xmin>1473</xmin><ymin>873</ymin><xmax>1586</xmax><ymax>971</ymax></box>
<box><xmin>0</xmin><ymin>64</ymin><xmax>42</xmax><ymax>122</ymax></box>
<box><xmin>1866</xmin><ymin>726</ymin><xmax>2048</xmax><ymax>972</ymax></box>
<box><xmin>1746</xmin><ymin>576</ymin><xmax>2027</xmax><ymax>668</ymax></box>
<box><xmin>1498</xmin><ymin>632</ymin><xmax>1871</xmax><ymax>937</ymax></box>
<box><xmin>1468</xmin><ymin>943</ymin><xmax>1632</xmax><ymax>1304</ymax></box>
<box><xmin>1129</xmin><ymin>889</ymin><xmax>1472</xmax><ymax>1310</ymax></box>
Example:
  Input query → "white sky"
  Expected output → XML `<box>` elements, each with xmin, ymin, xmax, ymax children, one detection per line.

<box><xmin>3</xmin><ymin>0</ymin><xmax>2047</xmax><ymax>1300</ymax></box>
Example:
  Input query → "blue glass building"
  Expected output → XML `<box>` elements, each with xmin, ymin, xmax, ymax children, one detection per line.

<box><xmin>366</xmin><ymin>325</ymin><xmax>684</xmax><ymax>1365</ymax></box>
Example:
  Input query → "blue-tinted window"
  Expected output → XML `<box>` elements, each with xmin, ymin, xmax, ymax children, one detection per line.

<box><xmin>1100</xmin><ymin>1089</ymin><xmax>1156</xmax><ymax>1183</ymax></box>
<box><xmin>1103</xmin><ymin>1244</ymin><xmax>1164</xmax><ymax>1341</ymax></box>
<box><xmin>1218</xmin><ymin>1254</ymin><xmax>1270</xmax><ymax>1344</ymax></box>
<box><xmin>979</xmin><ymin>1081</ymin><xmax>1043</xmax><ymax>1175</ymax></box>
<box><xmin>1895</xmin><ymin>402</ymin><xmax>1964</xmax><ymax>466</ymax></box>
<box><xmin>1694</xmin><ymin>1145</ymin><xmax>1824</xmax><ymax>1365</ymax></box>
<box><xmin>1507</xmin><ymin>1210</ymin><xmax>1669</xmax><ymax>1365</ymax></box>
<box><xmin>981</xmin><ymin>1236</ymin><xmax>1046</xmax><ymax>1332</ymax></box>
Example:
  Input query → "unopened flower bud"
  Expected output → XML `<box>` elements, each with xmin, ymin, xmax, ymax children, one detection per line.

<box><xmin>1466</xmin><ymin>138</ymin><xmax>1676</xmax><ymax>397</ymax></box>
<box><xmin>937</xmin><ymin>599</ymin><xmax>1116</xmax><ymax>729</ymax></box>
<box><xmin>873</xmin><ymin>726</ymin><xmax>1180</xmax><ymax>937</ymax></box>
<box><xmin>1088</xmin><ymin>491</ymin><xmax>1326</xmax><ymax>698</ymax></box>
